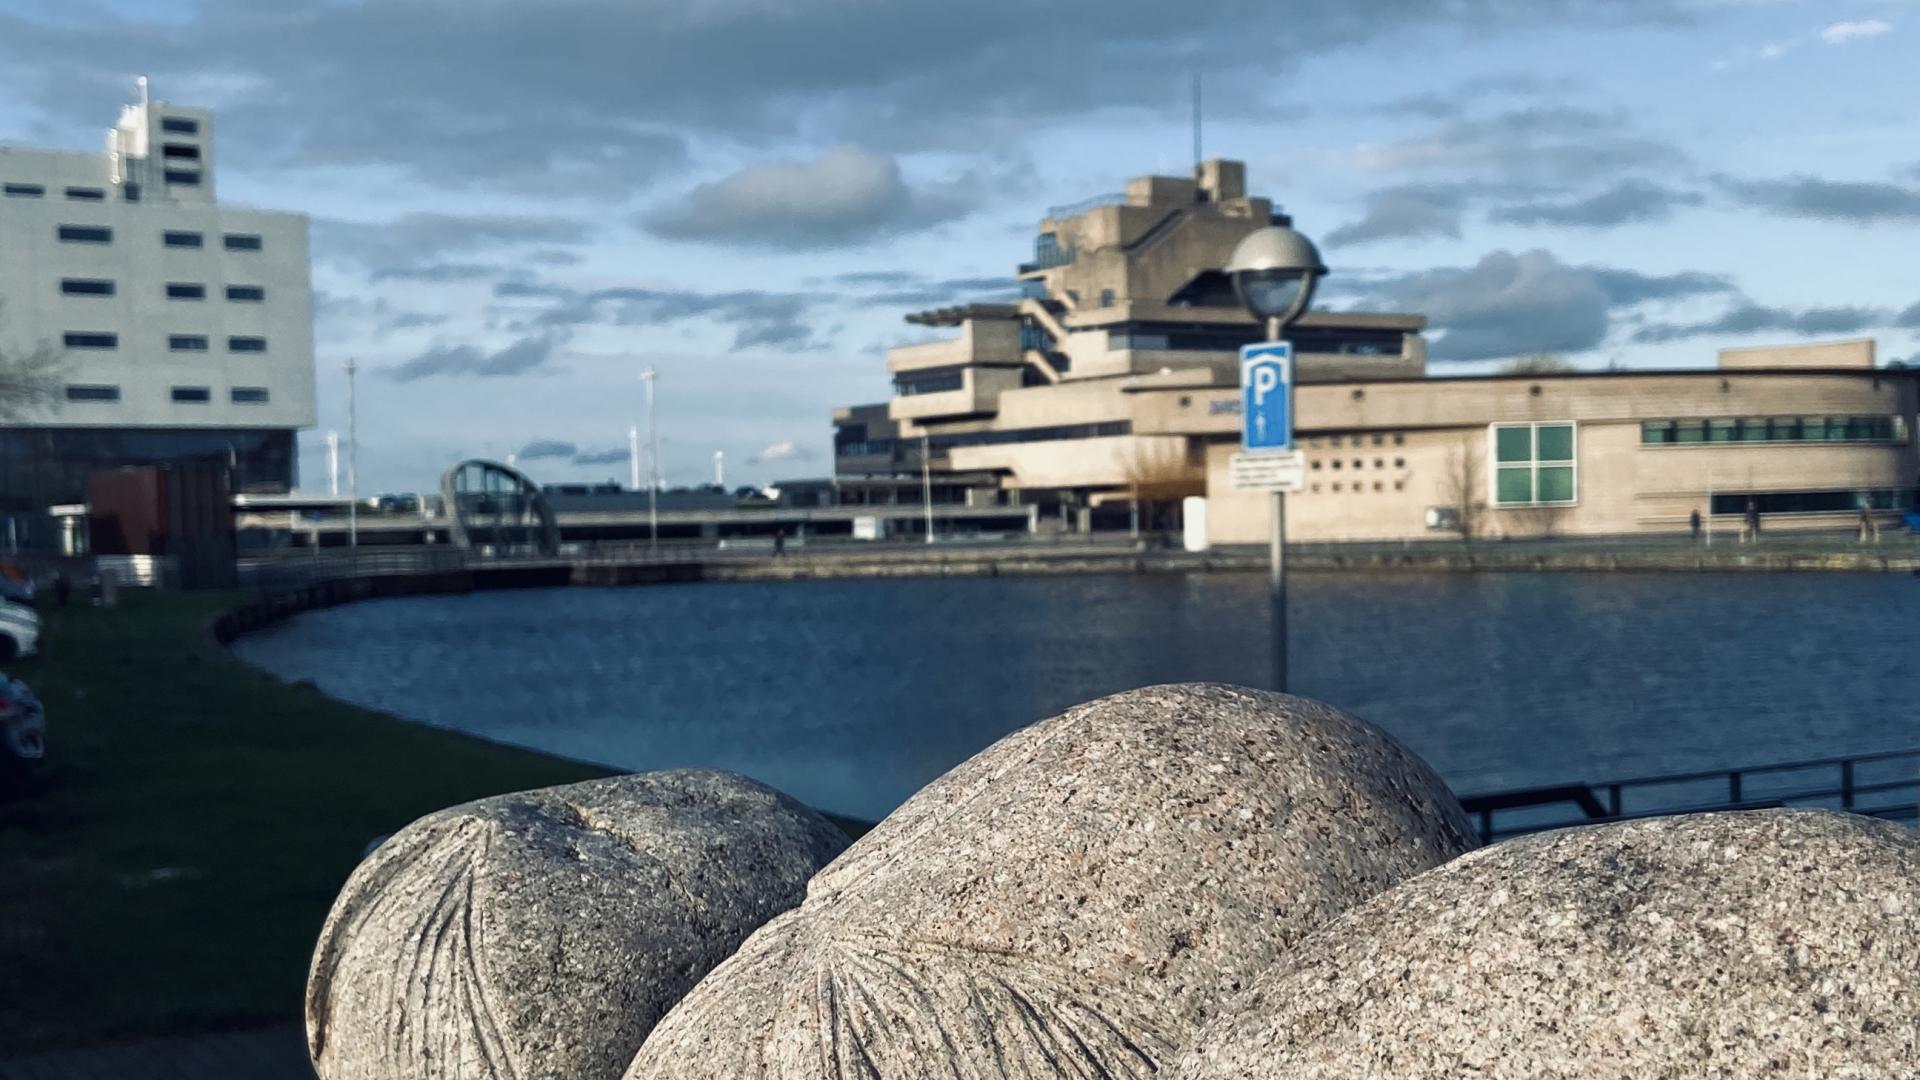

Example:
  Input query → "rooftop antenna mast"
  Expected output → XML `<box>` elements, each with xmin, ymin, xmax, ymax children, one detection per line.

<box><xmin>1192</xmin><ymin>72</ymin><xmax>1202</xmax><ymax>173</ymax></box>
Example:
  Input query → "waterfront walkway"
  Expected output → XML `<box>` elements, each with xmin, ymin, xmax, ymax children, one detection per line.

<box><xmin>0</xmin><ymin>1024</ymin><xmax>310</xmax><ymax>1079</ymax></box>
<box><xmin>238</xmin><ymin>529</ymin><xmax>1920</xmax><ymax>593</ymax></box>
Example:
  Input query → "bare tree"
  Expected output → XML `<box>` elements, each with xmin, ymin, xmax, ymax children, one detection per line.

<box><xmin>1120</xmin><ymin>440</ymin><xmax>1204</xmax><ymax>538</ymax></box>
<box><xmin>1442</xmin><ymin>437</ymin><xmax>1487</xmax><ymax>544</ymax></box>
<box><xmin>0</xmin><ymin>304</ymin><xmax>64</xmax><ymax>422</ymax></box>
<box><xmin>1499</xmin><ymin>352</ymin><xmax>1575</xmax><ymax>375</ymax></box>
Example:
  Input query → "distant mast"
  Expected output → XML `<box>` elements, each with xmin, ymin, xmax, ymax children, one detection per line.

<box><xmin>1192</xmin><ymin>72</ymin><xmax>1202</xmax><ymax>174</ymax></box>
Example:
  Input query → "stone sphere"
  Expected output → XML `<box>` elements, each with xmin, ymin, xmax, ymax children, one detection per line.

<box><xmin>626</xmin><ymin>683</ymin><xmax>1477</xmax><ymax>1078</ymax></box>
<box><xmin>306</xmin><ymin>770</ymin><xmax>849</xmax><ymax>1080</ymax></box>
<box><xmin>1181</xmin><ymin>809</ymin><xmax>1920</xmax><ymax>1079</ymax></box>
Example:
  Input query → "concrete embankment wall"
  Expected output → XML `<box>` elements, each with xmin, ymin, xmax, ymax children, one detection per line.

<box><xmin>211</xmin><ymin>544</ymin><xmax>1917</xmax><ymax>645</ymax></box>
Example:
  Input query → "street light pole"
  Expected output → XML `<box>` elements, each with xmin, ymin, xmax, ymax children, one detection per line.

<box><xmin>1264</xmin><ymin>317</ymin><xmax>1288</xmax><ymax>692</ymax></box>
<box><xmin>920</xmin><ymin>431</ymin><xmax>934</xmax><ymax>544</ymax></box>
<box><xmin>642</xmin><ymin>367</ymin><xmax>658</xmax><ymax>556</ymax></box>
<box><xmin>1226</xmin><ymin>227</ymin><xmax>1326</xmax><ymax>694</ymax></box>
<box><xmin>345</xmin><ymin>358</ymin><xmax>359</xmax><ymax>552</ymax></box>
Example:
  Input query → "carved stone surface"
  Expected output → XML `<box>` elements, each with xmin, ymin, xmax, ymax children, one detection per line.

<box><xmin>1180</xmin><ymin>809</ymin><xmax>1920</xmax><ymax>1079</ymax></box>
<box><xmin>306</xmin><ymin>769</ymin><xmax>850</xmax><ymax>1080</ymax></box>
<box><xmin>626</xmin><ymin>683</ymin><xmax>1477</xmax><ymax>1078</ymax></box>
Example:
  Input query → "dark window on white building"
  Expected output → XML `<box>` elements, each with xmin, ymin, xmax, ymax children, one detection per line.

<box><xmin>228</xmin><ymin>336</ymin><xmax>267</xmax><ymax>353</ymax></box>
<box><xmin>223</xmin><ymin>233</ymin><xmax>263</xmax><ymax>252</ymax></box>
<box><xmin>64</xmin><ymin>385</ymin><xmax>119</xmax><ymax>402</ymax></box>
<box><xmin>57</xmin><ymin>224</ymin><xmax>112</xmax><ymax>244</ymax></box>
<box><xmin>231</xmin><ymin>387</ymin><xmax>270</xmax><ymax>404</ymax></box>
<box><xmin>171</xmin><ymin>386</ymin><xmax>211</xmax><ymax>403</ymax></box>
<box><xmin>60</xmin><ymin>279</ymin><xmax>115</xmax><ymax>297</ymax></box>
<box><xmin>63</xmin><ymin>332</ymin><xmax>118</xmax><ymax>349</ymax></box>
<box><xmin>163</xmin><ymin>230</ymin><xmax>203</xmax><ymax>248</ymax></box>
<box><xmin>166</xmin><ymin>282</ymin><xmax>206</xmax><ymax>300</ymax></box>
<box><xmin>226</xmin><ymin>285</ymin><xmax>266</xmax><ymax>302</ymax></box>
<box><xmin>169</xmin><ymin>335</ymin><xmax>209</xmax><ymax>352</ymax></box>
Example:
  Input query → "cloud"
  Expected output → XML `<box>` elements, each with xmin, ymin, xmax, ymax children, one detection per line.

<box><xmin>382</xmin><ymin>333</ymin><xmax>566</xmax><ymax>382</ymax></box>
<box><xmin>0</xmin><ymin>1</ymin><xmax>1715</xmax><ymax>198</ymax></box>
<box><xmin>517</xmin><ymin>439</ymin><xmax>578</xmax><ymax>461</ymax></box>
<box><xmin>1350</xmin><ymin>106</ymin><xmax>1685</xmax><ymax>184</ymax></box>
<box><xmin>492</xmin><ymin>281</ymin><xmax>831</xmax><ymax>352</ymax></box>
<box><xmin>834</xmin><ymin>272</ymin><xmax>1020</xmax><ymax>308</ymax></box>
<box><xmin>1716</xmin><ymin>174</ymin><xmax>1920</xmax><ymax>224</ymax></box>
<box><xmin>1340</xmin><ymin>252</ymin><xmax>1742</xmax><ymax>361</ymax></box>
<box><xmin>1352</xmin><ymin>250</ymin><xmax>1615</xmax><ymax>361</ymax></box>
<box><xmin>1892</xmin><ymin>300</ymin><xmax>1920</xmax><ymax>328</ymax></box>
<box><xmin>1489</xmin><ymin>180</ymin><xmax>1704</xmax><ymax>227</ymax></box>
<box><xmin>571</xmin><ymin>447</ymin><xmax>632</xmax><ymax>467</ymax></box>
<box><xmin>1586</xmin><ymin>268</ymin><xmax>1737</xmax><ymax>306</ymax></box>
<box><xmin>1632</xmin><ymin>304</ymin><xmax>1891</xmax><ymax>344</ymax></box>
<box><xmin>1821</xmin><ymin>19</ymin><xmax>1892</xmax><ymax>45</ymax></box>
<box><xmin>748</xmin><ymin>440</ymin><xmax>811</xmax><ymax>465</ymax></box>
<box><xmin>367</xmin><ymin>263</ymin><xmax>501</xmax><ymax>284</ymax></box>
<box><xmin>314</xmin><ymin>214</ymin><xmax>591</xmax><ymax>275</ymax></box>
<box><xmin>638</xmin><ymin>147</ymin><xmax>987</xmax><ymax>250</ymax></box>
<box><xmin>1326</xmin><ymin>186</ymin><xmax>1470</xmax><ymax>246</ymax></box>
<box><xmin>1375</xmin><ymin>73</ymin><xmax>1582</xmax><ymax>122</ymax></box>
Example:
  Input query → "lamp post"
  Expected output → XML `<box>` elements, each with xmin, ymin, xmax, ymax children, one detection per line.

<box><xmin>642</xmin><ymin>367</ymin><xmax>659</xmax><ymax>556</ymax></box>
<box><xmin>1224</xmin><ymin>225</ymin><xmax>1327</xmax><ymax>693</ymax></box>
<box><xmin>920</xmin><ymin>431</ymin><xmax>934</xmax><ymax>545</ymax></box>
<box><xmin>345</xmin><ymin>358</ymin><xmax>359</xmax><ymax>552</ymax></box>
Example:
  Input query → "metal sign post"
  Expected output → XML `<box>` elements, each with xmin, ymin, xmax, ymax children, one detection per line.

<box><xmin>1239</xmin><ymin>341</ymin><xmax>1296</xmax><ymax>692</ymax></box>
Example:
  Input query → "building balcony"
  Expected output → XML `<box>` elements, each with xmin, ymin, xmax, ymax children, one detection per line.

<box><xmin>887</xmin><ymin>319</ymin><xmax>1022</xmax><ymax>373</ymax></box>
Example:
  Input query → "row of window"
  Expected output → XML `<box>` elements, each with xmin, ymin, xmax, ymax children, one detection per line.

<box><xmin>66</xmin><ymin>384</ymin><xmax>270</xmax><ymax>404</ymax></box>
<box><xmin>1642</xmin><ymin>416</ymin><xmax>1904</xmax><ymax>445</ymax></box>
<box><xmin>60</xmin><ymin>279</ymin><xmax>266</xmax><ymax>302</ymax></box>
<box><xmin>893</xmin><ymin>368</ymin><xmax>967</xmax><ymax>396</ymax></box>
<box><xmin>1308</xmin><ymin>480</ymin><xmax>1408</xmax><ymax>495</ymax></box>
<box><xmin>1708</xmin><ymin>489</ymin><xmax>1909</xmax><ymax>516</ymax></box>
<box><xmin>927</xmin><ymin>420</ymin><xmax>1132</xmax><ymax>451</ymax></box>
<box><xmin>64</xmin><ymin>332</ymin><xmax>268</xmax><ymax>353</ymax></box>
<box><xmin>1311</xmin><ymin>456</ymin><xmax>1408</xmax><ymax>472</ymax></box>
<box><xmin>5</xmin><ymin>184</ymin><xmax>109</xmax><ymax>201</ymax></box>
<box><xmin>51</xmin><ymin>225</ymin><xmax>263</xmax><ymax>250</ymax></box>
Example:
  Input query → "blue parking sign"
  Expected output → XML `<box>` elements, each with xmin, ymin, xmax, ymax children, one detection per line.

<box><xmin>1240</xmin><ymin>341</ymin><xmax>1293</xmax><ymax>451</ymax></box>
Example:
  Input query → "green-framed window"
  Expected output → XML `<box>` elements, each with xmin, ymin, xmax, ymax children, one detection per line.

<box><xmin>1491</xmin><ymin>422</ymin><xmax>1577</xmax><ymax>507</ymax></box>
<box><xmin>1640</xmin><ymin>414</ymin><xmax>1905</xmax><ymax>445</ymax></box>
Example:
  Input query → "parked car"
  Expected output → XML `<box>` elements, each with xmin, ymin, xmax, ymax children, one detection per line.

<box><xmin>0</xmin><ymin>601</ymin><xmax>40</xmax><ymax>661</ymax></box>
<box><xmin>0</xmin><ymin>674</ymin><xmax>44</xmax><ymax>776</ymax></box>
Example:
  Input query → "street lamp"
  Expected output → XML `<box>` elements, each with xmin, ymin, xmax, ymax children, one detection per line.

<box><xmin>1225</xmin><ymin>225</ymin><xmax>1326</xmax><ymax>694</ymax></box>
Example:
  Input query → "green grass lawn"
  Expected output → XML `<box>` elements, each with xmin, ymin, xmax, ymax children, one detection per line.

<box><xmin>0</xmin><ymin>589</ymin><xmax>617</xmax><ymax>1054</ymax></box>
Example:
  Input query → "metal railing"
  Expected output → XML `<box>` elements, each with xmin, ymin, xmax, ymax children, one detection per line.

<box><xmin>1044</xmin><ymin>193</ymin><xmax>1126</xmax><ymax>219</ymax></box>
<box><xmin>1460</xmin><ymin>747</ymin><xmax>1920</xmax><ymax>843</ymax></box>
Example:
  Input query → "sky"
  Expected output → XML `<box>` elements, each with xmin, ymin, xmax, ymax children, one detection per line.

<box><xmin>1</xmin><ymin>0</ymin><xmax>1916</xmax><ymax>493</ymax></box>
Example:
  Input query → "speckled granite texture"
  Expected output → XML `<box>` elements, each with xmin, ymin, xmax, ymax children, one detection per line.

<box><xmin>625</xmin><ymin>683</ymin><xmax>1477</xmax><ymax>1078</ymax></box>
<box><xmin>1180</xmin><ymin>809</ymin><xmax>1920</xmax><ymax>1079</ymax></box>
<box><xmin>305</xmin><ymin>769</ymin><xmax>849</xmax><ymax>1080</ymax></box>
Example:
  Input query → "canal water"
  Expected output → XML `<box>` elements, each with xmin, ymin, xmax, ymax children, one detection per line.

<box><xmin>232</xmin><ymin>572</ymin><xmax>1918</xmax><ymax>821</ymax></box>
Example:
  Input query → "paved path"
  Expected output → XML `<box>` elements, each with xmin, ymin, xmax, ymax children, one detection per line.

<box><xmin>0</xmin><ymin>1025</ymin><xmax>310</xmax><ymax>1079</ymax></box>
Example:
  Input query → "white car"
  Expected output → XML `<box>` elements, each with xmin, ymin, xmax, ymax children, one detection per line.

<box><xmin>0</xmin><ymin>602</ymin><xmax>39</xmax><ymax>661</ymax></box>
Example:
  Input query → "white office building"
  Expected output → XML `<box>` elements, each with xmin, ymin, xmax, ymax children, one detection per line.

<box><xmin>0</xmin><ymin>83</ymin><xmax>314</xmax><ymax>520</ymax></box>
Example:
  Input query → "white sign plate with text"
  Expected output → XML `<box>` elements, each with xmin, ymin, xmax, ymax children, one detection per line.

<box><xmin>1230</xmin><ymin>450</ymin><xmax>1306</xmax><ymax>493</ymax></box>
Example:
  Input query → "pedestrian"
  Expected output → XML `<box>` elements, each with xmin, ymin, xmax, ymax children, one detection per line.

<box><xmin>773</xmin><ymin>528</ymin><xmax>786</xmax><ymax>557</ymax></box>
<box><xmin>52</xmin><ymin>572</ymin><xmax>70</xmax><ymax>608</ymax></box>
<box><xmin>1689</xmin><ymin>508</ymin><xmax>1701</xmax><ymax>543</ymax></box>
<box><xmin>1743</xmin><ymin>497</ymin><xmax>1760</xmax><ymax>544</ymax></box>
<box><xmin>1859</xmin><ymin>500</ymin><xmax>1880</xmax><ymax>544</ymax></box>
